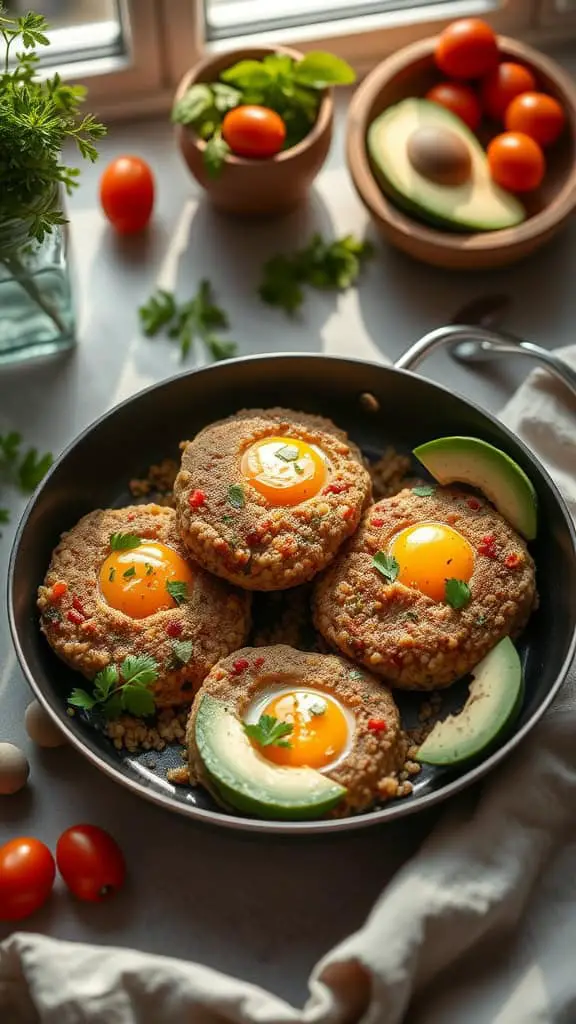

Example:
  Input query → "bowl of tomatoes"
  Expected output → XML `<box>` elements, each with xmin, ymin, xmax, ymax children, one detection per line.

<box><xmin>173</xmin><ymin>45</ymin><xmax>355</xmax><ymax>217</ymax></box>
<box><xmin>346</xmin><ymin>18</ymin><xmax>576</xmax><ymax>270</ymax></box>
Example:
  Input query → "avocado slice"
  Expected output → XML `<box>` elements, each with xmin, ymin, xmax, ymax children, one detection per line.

<box><xmin>417</xmin><ymin>638</ymin><xmax>523</xmax><ymax>766</ymax></box>
<box><xmin>413</xmin><ymin>436</ymin><xmax>537</xmax><ymax>540</ymax></box>
<box><xmin>195</xmin><ymin>695</ymin><xmax>347</xmax><ymax>820</ymax></box>
<box><xmin>368</xmin><ymin>99</ymin><xmax>525</xmax><ymax>232</ymax></box>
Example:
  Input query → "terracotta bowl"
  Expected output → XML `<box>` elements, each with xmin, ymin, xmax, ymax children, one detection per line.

<box><xmin>346</xmin><ymin>37</ymin><xmax>576</xmax><ymax>270</ymax></box>
<box><xmin>174</xmin><ymin>45</ymin><xmax>333</xmax><ymax>217</ymax></box>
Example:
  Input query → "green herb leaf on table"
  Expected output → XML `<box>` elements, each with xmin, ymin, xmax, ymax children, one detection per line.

<box><xmin>109</xmin><ymin>532</ymin><xmax>142</xmax><ymax>551</ymax></box>
<box><xmin>372</xmin><ymin>551</ymin><xmax>400</xmax><ymax>583</ymax></box>
<box><xmin>172</xmin><ymin>640</ymin><xmax>193</xmax><ymax>666</ymax></box>
<box><xmin>275</xmin><ymin>444</ymin><xmax>300</xmax><ymax>462</ymax></box>
<box><xmin>138</xmin><ymin>289</ymin><xmax>177</xmax><ymax>336</ymax></box>
<box><xmin>17</xmin><ymin>448</ymin><xmax>53</xmax><ymax>492</ymax></box>
<box><xmin>0</xmin><ymin>432</ymin><xmax>22</xmax><ymax>465</ymax></box>
<box><xmin>227</xmin><ymin>484</ymin><xmax>245</xmax><ymax>509</ymax></box>
<box><xmin>141</xmin><ymin>281</ymin><xmax>236</xmax><ymax>363</ymax></box>
<box><xmin>166</xmin><ymin>580</ymin><xmax>189</xmax><ymax>605</ymax></box>
<box><xmin>244</xmin><ymin>714</ymin><xmax>293</xmax><ymax>748</ymax></box>
<box><xmin>445</xmin><ymin>579</ymin><xmax>472</xmax><ymax>610</ymax></box>
<box><xmin>0</xmin><ymin>509</ymin><xmax>10</xmax><ymax>525</ymax></box>
<box><xmin>412</xmin><ymin>485</ymin><xmax>436</xmax><ymax>497</ymax></box>
<box><xmin>259</xmin><ymin>234</ymin><xmax>374</xmax><ymax>315</ymax></box>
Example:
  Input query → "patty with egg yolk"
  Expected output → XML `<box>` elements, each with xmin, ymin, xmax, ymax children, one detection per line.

<box><xmin>186</xmin><ymin>645</ymin><xmax>408</xmax><ymax>816</ymax></box>
<box><xmin>38</xmin><ymin>504</ymin><xmax>251</xmax><ymax>707</ymax></box>
<box><xmin>174</xmin><ymin>408</ymin><xmax>372</xmax><ymax>591</ymax></box>
<box><xmin>313</xmin><ymin>486</ymin><xmax>536</xmax><ymax>690</ymax></box>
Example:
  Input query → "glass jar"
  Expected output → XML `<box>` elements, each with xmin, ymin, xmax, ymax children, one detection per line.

<box><xmin>0</xmin><ymin>207</ymin><xmax>75</xmax><ymax>365</ymax></box>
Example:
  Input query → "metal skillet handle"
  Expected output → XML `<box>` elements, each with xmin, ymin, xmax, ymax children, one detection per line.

<box><xmin>395</xmin><ymin>323</ymin><xmax>576</xmax><ymax>401</ymax></box>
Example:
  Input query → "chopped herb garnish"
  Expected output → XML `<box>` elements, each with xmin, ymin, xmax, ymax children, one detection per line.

<box><xmin>139</xmin><ymin>280</ymin><xmax>236</xmax><ymax>362</ymax></box>
<box><xmin>227</xmin><ymin>484</ymin><xmax>245</xmax><ymax>509</ymax></box>
<box><xmin>308</xmin><ymin>699</ymin><xmax>327</xmax><ymax>717</ymax></box>
<box><xmin>145</xmin><ymin>563</ymin><xmax>154</xmax><ymax>576</ymax></box>
<box><xmin>0</xmin><ymin>431</ymin><xmax>53</xmax><ymax>523</ymax></box>
<box><xmin>412</xmin><ymin>485</ymin><xmax>436</xmax><ymax>497</ymax></box>
<box><xmin>445</xmin><ymin>578</ymin><xmax>472</xmax><ymax>610</ymax></box>
<box><xmin>275</xmin><ymin>444</ymin><xmax>299</xmax><ymax>462</ymax></box>
<box><xmin>259</xmin><ymin>233</ymin><xmax>374</xmax><ymax>316</ymax></box>
<box><xmin>122</xmin><ymin>566</ymin><xmax>136</xmax><ymax>579</ymax></box>
<box><xmin>294</xmin><ymin>462</ymin><xmax>304</xmax><ymax>475</ymax></box>
<box><xmin>166</xmin><ymin>580</ymin><xmax>189</xmax><ymax>605</ymax></box>
<box><xmin>67</xmin><ymin>655</ymin><xmax>159</xmax><ymax>720</ymax></box>
<box><xmin>372</xmin><ymin>551</ymin><xmax>400</xmax><ymax>583</ymax></box>
<box><xmin>109</xmin><ymin>532</ymin><xmax>142</xmax><ymax>551</ymax></box>
<box><xmin>403</xmin><ymin>610</ymin><xmax>419</xmax><ymax>623</ymax></box>
<box><xmin>108</xmin><ymin>567</ymin><xmax>116</xmax><ymax>583</ymax></box>
<box><xmin>244</xmin><ymin>714</ymin><xmax>293</xmax><ymax>749</ymax></box>
<box><xmin>349</xmin><ymin>669</ymin><xmax>364</xmax><ymax>680</ymax></box>
<box><xmin>171</xmin><ymin>640</ymin><xmax>193</xmax><ymax>666</ymax></box>
<box><xmin>476</xmin><ymin>614</ymin><xmax>486</xmax><ymax>626</ymax></box>
<box><xmin>221</xmin><ymin>514</ymin><xmax>235</xmax><ymax>525</ymax></box>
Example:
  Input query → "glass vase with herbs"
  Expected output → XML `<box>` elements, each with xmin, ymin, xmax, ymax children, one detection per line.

<box><xmin>0</xmin><ymin>9</ymin><xmax>106</xmax><ymax>364</ymax></box>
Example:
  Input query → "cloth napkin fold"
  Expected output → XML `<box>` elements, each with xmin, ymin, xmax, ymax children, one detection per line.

<box><xmin>2</xmin><ymin>353</ymin><xmax>576</xmax><ymax>1024</ymax></box>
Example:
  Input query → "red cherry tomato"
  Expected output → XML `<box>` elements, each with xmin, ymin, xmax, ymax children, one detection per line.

<box><xmin>481</xmin><ymin>62</ymin><xmax>537</xmax><ymax>121</ymax></box>
<box><xmin>435</xmin><ymin>18</ymin><xmax>499</xmax><ymax>80</ymax></box>
<box><xmin>425</xmin><ymin>81</ymin><xmax>481</xmax><ymax>131</ymax></box>
<box><xmin>99</xmin><ymin>156</ymin><xmax>155</xmax><ymax>234</ymax></box>
<box><xmin>487</xmin><ymin>131</ymin><xmax>545</xmax><ymax>193</ymax></box>
<box><xmin>56</xmin><ymin>824</ymin><xmax>126</xmax><ymax>902</ymax></box>
<box><xmin>0</xmin><ymin>837</ymin><xmax>55</xmax><ymax>922</ymax></box>
<box><xmin>221</xmin><ymin>105</ymin><xmax>286</xmax><ymax>159</ymax></box>
<box><xmin>505</xmin><ymin>92</ymin><xmax>566</xmax><ymax>147</ymax></box>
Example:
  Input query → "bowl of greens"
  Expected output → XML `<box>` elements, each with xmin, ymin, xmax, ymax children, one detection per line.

<box><xmin>172</xmin><ymin>46</ymin><xmax>355</xmax><ymax>216</ymax></box>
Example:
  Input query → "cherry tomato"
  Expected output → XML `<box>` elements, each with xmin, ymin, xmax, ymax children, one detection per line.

<box><xmin>221</xmin><ymin>106</ymin><xmax>286</xmax><ymax>159</ymax></box>
<box><xmin>0</xmin><ymin>837</ymin><xmax>55</xmax><ymax>922</ymax></box>
<box><xmin>425</xmin><ymin>81</ymin><xmax>481</xmax><ymax>131</ymax></box>
<box><xmin>99</xmin><ymin>156</ymin><xmax>155</xmax><ymax>234</ymax></box>
<box><xmin>56</xmin><ymin>824</ymin><xmax>125</xmax><ymax>902</ymax></box>
<box><xmin>505</xmin><ymin>92</ymin><xmax>566</xmax><ymax>147</ymax></box>
<box><xmin>481</xmin><ymin>63</ymin><xmax>537</xmax><ymax>121</ymax></box>
<box><xmin>435</xmin><ymin>18</ymin><xmax>499</xmax><ymax>80</ymax></box>
<box><xmin>487</xmin><ymin>131</ymin><xmax>545</xmax><ymax>193</ymax></box>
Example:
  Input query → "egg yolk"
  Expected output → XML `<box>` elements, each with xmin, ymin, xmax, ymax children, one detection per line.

<box><xmin>99</xmin><ymin>541</ymin><xmax>194</xmax><ymax>619</ymax></box>
<box><xmin>390</xmin><ymin>522</ymin><xmax>475</xmax><ymax>602</ymax></box>
<box><xmin>240</xmin><ymin>436</ymin><xmax>328</xmax><ymax>506</ymax></box>
<box><xmin>254</xmin><ymin>689</ymin><xmax>349</xmax><ymax>769</ymax></box>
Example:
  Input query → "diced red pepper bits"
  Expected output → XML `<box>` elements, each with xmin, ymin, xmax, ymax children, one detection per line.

<box><xmin>467</xmin><ymin>498</ymin><xmax>481</xmax><ymax>511</ymax></box>
<box><xmin>478</xmin><ymin>534</ymin><xmax>498</xmax><ymax>558</ymax></box>
<box><xmin>371</xmin><ymin>517</ymin><xmax>384</xmax><ymax>528</ymax></box>
<box><xmin>254</xmin><ymin>657</ymin><xmax>265</xmax><ymax>670</ymax></box>
<box><xmin>67</xmin><ymin>609</ymin><xmax>85</xmax><ymax>625</ymax></box>
<box><xmin>166</xmin><ymin>621</ymin><xmax>183</xmax><ymax>638</ymax></box>
<box><xmin>188</xmin><ymin>489</ymin><xmax>206</xmax><ymax>509</ymax></box>
<box><xmin>50</xmin><ymin>582</ymin><xmax>67</xmax><ymax>601</ymax></box>
<box><xmin>342</xmin><ymin>507</ymin><xmax>354</xmax><ymax>521</ymax></box>
<box><xmin>231</xmin><ymin>658</ymin><xmax>250</xmax><ymax>676</ymax></box>
<box><xmin>72</xmin><ymin>595</ymin><xmax>86</xmax><ymax>617</ymax></box>
<box><xmin>505</xmin><ymin>552</ymin><xmax>522</xmax><ymax>569</ymax></box>
<box><xmin>127</xmin><ymin>513</ymin><xmax>135</xmax><ymax>522</ymax></box>
<box><xmin>368</xmin><ymin>718</ymin><xmax>387</xmax><ymax>733</ymax></box>
<box><xmin>323</xmin><ymin>482</ymin><xmax>348</xmax><ymax>495</ymax></box>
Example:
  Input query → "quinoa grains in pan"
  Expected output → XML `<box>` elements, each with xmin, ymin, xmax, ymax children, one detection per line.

<box><xmin>174</xmin><ymin>407</ymin><xmax>372</xmax><ymax>591</ymax></box>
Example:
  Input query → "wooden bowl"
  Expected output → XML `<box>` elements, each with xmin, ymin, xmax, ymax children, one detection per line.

<box><xmin>174</xmin><ymin>46</ymin><xmax>333</xmax><ymax>217</ymax></box>
<box><xmin>346</xmin><ymin>37</ymin><xmax>576</xmax><ymax>270</ymax></box>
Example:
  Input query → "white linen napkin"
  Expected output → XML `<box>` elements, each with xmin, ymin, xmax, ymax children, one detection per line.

<box><xmin>2</xmin><ymin>353</ymin><xmax>576</xmax><ymax>1024</ymax></box>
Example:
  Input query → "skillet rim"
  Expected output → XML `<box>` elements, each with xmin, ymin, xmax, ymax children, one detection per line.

<box><xmin>8</xmin><ymin>352</ymin><xmax>576</xmax><ymax>835</ymax></box>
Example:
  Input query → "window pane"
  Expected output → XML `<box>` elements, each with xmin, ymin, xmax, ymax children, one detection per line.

<box><xmin>5</xmin><ymin>0</ymin><xmax>124</xmax><ymax>63</ymax></box>
<box><xmin>205</xmin><ymin>0</ymin><xmax>490</xmax><ymax>39</ymax></box>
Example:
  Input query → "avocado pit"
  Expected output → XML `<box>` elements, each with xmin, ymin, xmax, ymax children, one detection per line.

<box><xmin>407</xmin><ymin>125</ymin><xmax>472</xmax><ymax>187</ymax></box>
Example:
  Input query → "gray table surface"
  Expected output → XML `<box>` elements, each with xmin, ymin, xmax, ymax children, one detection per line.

<box><xmin>1</xmin><ymin>72</ymin><xmax>576</xmax><ymax>1006</ymax></box>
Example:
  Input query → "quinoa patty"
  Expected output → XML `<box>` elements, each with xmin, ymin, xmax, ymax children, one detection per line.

<box><xmin>186</xmin><ymin>645</ymin><xmax>408</xmax><ymax>816</ymax></box>
<box><xmin>174</xmin><ymin>408</ymin><xmax>372</xmax><ymax>591</ymax></box>
<box><xmin>38</xmin><ymin>504</ymin><xmax>251</xmax><ymax>706</ymax></box>
<box><xmin>313</xmin><ymin>486</ymin><xmax>536</xmax><ymax>690</ymax></box>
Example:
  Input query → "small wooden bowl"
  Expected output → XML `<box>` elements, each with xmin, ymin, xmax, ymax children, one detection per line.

<box><xmin>346</xmin><ymin>37</ymin><xmax>576</xmax><ymax>269</ymax></box>
<box><xmin>174</xmin><ymin>46</ymin><xmax>333</xmax><ymax>217</ymax></box>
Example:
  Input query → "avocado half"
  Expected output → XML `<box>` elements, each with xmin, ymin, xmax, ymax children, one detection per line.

<box><xmin>368</xmin><ymin>98</ymin><xmax>526</xmax><ymax>233</ymax></box>
<box><xmin>413</xmin><ymin>436</ymin><xmax>538</xmax><ymax>540</ymax></box>
<box><xmin>417</xmin><ymin>637</ymin><xmax>524</xmax><ymax>766</ymax></box>
<box><xmin>195</xmin><ymin>695</ymin><xmax>347</xmax><ymax>821</ymax></box>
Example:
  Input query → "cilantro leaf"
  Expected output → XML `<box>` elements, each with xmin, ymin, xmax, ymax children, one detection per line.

<box><xmin>244</xmin><ymin>714</ymin><xmax>293</xmax><ymax>748</ymax></box>
<box><xmin>166</xmin><ymin>580</ymin><xmax>189</xmax><ymax>605</ymax></box>
<box><xmin>227</xmin><ymin>484</ymin><xmax>245</xmax><ymax>509</ymax></box>
<box><xmin>17</xmin><ymin>448</ymin><xmax>53</xmax><ymax>492</ymax></box>
<box><xmin>101</xmin><ymin>693</ymin><xmax>123</xmax><ymax>720</ymax></box>
<box><xmin>372</xmin><ymin>551</ymin><xmax>400</xmax><ymax>583</ymax></box>
<box><xmin>120</xmin><ymin>654</ymin><xmax>159</xmax><ymax>686</ymax></box>
<box><xmin>412</xmin><ymin>485</ymin><xmax>436</xmax><ymax>497</ymax></box>
<box><xmin>204</xmin><ymin>131</ymin><xmax>230</xmax><ymax>179</ymax></box>
<box><xmin>123</xmin><ymin>566</ymin><xmax>136</xmax><ymax>579</ymax></box>
<box><xmin>275</xmin><ymin>444</ymin><xmax>299</xmax><ymax>462</ymax></box>
<box><xmin>122</xmin><ymin>684</ymin><xmax>156</xmax><ymax>718</ymax></box>
<box><xmin>445</xmin><ymin>579</ymin><xmax>471</xmax><ymax>610</ymax></box>
<box><xmin>0</xmin><ymin>509</ymin><xmax>10</xmax><ymax>524</ymax></box>
<box><xmin>0</xmin><ymin>432</ymin><xmax>22</xmax><ymax>465</ymax></box>
<box><xmin>146</xmin><ymin>279</ymin><xmax>236</xmax><ymax>363</ymax></box>
<box><xmin>259</xmin><ymin>234</ymin><xmax>373</xmax><ymax>316</ymax></box>
<box><xmin>109</xmin><ymin>532</ymin><xmax>142</xmax><ymax>551</ymax></box>
<box><xmin>138</xmin><ymin>289</ymin><xmax>177</xmax><ymax>336</ymax></box>
<box><xmin>67</xmin><ymin>688</ymin><xmax>96</xmax><ymax>710</ymax></box>
<box><xmin>93</xmin><ymin>665</ymin><xmax>119</xmax><ymax>699</ymax></box>
<box><xmin>172</xmin><ymin>640</ymin><xmax>193</xmax><ymax>665</ymax></box>
<box><xmin>259</xmin><ymin>254</ymin><xmax>304</xmax><ymax>315</ymax></box>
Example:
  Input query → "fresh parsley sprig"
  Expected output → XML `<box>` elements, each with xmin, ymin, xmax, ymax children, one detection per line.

<box><xmin>67</xmin><ymin>655</ymin><xmax>159</xmax><ymax>719</ymax></box>
<box><xmin>259</xmin><ymin>234</ymin><xmax>374</xmax><ymax>316</ymax></box>
<box><xmin>0</xmin><ymin>429</ymin><xmax>53</xmax><ymax>532</ymax></box>
<box><xmin>372</xmin><ymin>551</ymin><xmax>400</xmax><ymax>583</ymax></box>
<box><xmin>445</xmin><ymin>579</ymin><xmax>472</xmax><ymax>609</ymax></box>
<box><xmin>244</xmin><ymin>714</ymin><xmax>293</xmax><ymax>748</ymax></box>
<box><xmin>109</xmin><ymin>532</ymin><xmax>142</xmax><ymax>551</ymax></box>
<box><xmin>139</xmin><ymin>281</ymin><xmax>236</xmax><ymax>362</ymax></box>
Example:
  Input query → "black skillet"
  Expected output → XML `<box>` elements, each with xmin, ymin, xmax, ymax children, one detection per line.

<box><xmin>8</xmin><ymin>342</ymin><xmax>576</xmax><ymax>835</ymax></box>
